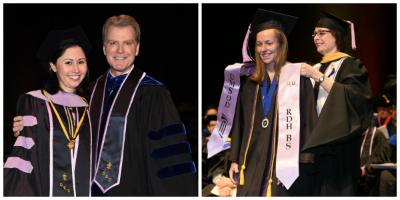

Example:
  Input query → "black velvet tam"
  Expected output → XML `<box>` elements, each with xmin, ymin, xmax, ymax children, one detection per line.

<box><xmin>36</xmin><ymin>26</ymin><xmax>92</xmax><ymax>73</ymax></box>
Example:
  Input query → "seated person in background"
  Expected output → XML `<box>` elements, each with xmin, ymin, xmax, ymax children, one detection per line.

<box><xmin>373</xmin><ymin>93</ymin><xmax>395</xmax><ymax>135</ymax></box>
<box><xmin>202</xmin><ymin>115</ymin><xmax>236</xmax><ymax>197</ymax></box>
<box><xmin>202</xmin><ymin>115</ymin><xmax>217</xmax><ymax>194</ymax></box>
<box><xmin>202</xmin><ymin>106</ymin><xmax>218</xmax><ymax>134</ymax></box>
<box><xmin>364</xmin><ymin>105</ymin><xmax>397</xmax><ymax>196</ymax></box>
<box><xmin>360</xmin><ymin>119</ymin><xmax>378</xmax><ymax>168</ymax></box>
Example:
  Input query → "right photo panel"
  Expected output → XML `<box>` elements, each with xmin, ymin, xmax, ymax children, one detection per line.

<box><xmin>202</xmin><ymin>4</ymin><xmax>397</xmax><ymax>197</ymax></box>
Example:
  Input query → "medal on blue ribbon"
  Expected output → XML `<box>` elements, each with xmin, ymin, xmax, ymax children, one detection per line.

<box><xmin>261</xmin><ymin>75</ymin><xmax>277</xmax><ymax>128</ymax></box>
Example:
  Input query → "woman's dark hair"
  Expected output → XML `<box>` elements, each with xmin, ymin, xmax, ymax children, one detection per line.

<box><xmin>330</xmin><ymin>29</ymin><xmax>347</xmax><ymax>52</ymax></box>
<box><xmin>204</xmin><ymin>106</ymin><xmax>218</xmax><ymax>116</ymax></box>
<box><xmin>43</xmin><ymin>42</ymin><xmax>90</xmax><ymax>97</ymax></box>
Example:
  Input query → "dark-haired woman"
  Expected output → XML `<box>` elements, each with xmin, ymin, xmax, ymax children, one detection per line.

<box><xmin>300</xmin><ymin>11</ymin><xmax>373</xmax><ymax>195</ymax></box>
<box><xmin>4</xmin><ymin>27</ymin><xmax>93</xmax><ymax>196</ymax></box>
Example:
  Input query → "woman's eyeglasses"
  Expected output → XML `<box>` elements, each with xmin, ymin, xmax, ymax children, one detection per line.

<box><xmin>312</xmin><ymin>30</ymin><xmax>331</xmax><ymax>38</ymax></box>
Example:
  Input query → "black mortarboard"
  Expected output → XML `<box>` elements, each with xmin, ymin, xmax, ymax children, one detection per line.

<box><xmin>373</xmin><ymin>93</ymin><xmax>395</xmax><ymax>108</ymax></box>
<box><xmin>316</xmin><ymin>10</ymin><xmax>352</xmax><ymax>37</ymax></box>
<box><xmin>315</xmin><ymin>10</ymin><xmax>358</xmax><ymax>50</ymax></box>
<box><xmin>242</xmin><ymin>9</ymin><xmax>298</xmax><ymax>62</ymax></box>
<box><xmin>249</xmin><ymin>9</ymin><xmax>298</xmax><ymax>38</ymax></box>
<box><xmin>36</xmin><ymin>26</ymin><xmax>92</xmax><ymax>73</ymax></box>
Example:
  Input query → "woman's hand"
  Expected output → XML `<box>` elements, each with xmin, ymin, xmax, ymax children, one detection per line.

<box><xmin>301</xmin><ymin>63</ymin><xmax>334</xmax><ymax>93</ymax></box>
<box><xmin>13</xmin><ymin>116</ymin><xmax>23</xmax><ymax>137</ymax></box>
<box><xmin>300</xmin><ymin>63</ymin><xmax>322</xmax><ymax>81</ymax></box>
<box><xmin>218</xmin><ymin>187</ymin><xmax>233</xmax><ymax>197</ymax></box>
<box><xmin>229</xmin><ymin>163</ymin><xmax>239</xmax><ymax>184</ymax></box>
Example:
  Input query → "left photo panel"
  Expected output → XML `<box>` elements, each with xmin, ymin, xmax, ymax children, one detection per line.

<box><xmin>3</xmin><ymin>4</ymin><xmax>198</xmax><ymax>196</ymax></box>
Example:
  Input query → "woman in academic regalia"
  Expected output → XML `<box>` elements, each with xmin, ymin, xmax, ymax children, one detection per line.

<box><xmin>227</xmin><ymin>9</ymin><xmax>318</xmax><ymax>196</ymax></box>
<box><xmin>4</xmin><ymin>27</ymin><xmax>93</xmax><ymax>196</ymax></box>
<box><xmin>300</xmin><ymin>10</ymin><xmax>373</xmax><ymax>195</ymax></box>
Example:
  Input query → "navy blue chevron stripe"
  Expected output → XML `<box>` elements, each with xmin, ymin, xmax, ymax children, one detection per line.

<box><xmin>150</xmin><ymin>142</ymin><xmax>191</xmax><ymax>160</ymax></box>
<box><xmin>147</xmin><ymin>123</ymin><xmax>186</xmax><ymax>141</ymax></box>
<box><xmin>156</xmin><ymin>161</ymin><xmax>197</xmax><ymax>179</ymax></box>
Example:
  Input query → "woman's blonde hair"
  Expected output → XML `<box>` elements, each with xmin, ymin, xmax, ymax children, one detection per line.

<box><xmin>249</xmin><ymin>29</ymin><xmax>288</xmax><ymax>84</ymax></box>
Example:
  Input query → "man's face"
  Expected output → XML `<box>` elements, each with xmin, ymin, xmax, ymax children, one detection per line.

<box><xmin>207</xmin><ymin>120</ymin><xmax>217</xmax><ymax>134</ymax></box>
<box><xmin>377</xmin><ymin>107</ymin><xmax>392</xmax><ymax>119</ymax></box>
<box><xmin>103</xmin><ymin>25</ymin><xmax>140</xmax><ymax>76</ymax></box>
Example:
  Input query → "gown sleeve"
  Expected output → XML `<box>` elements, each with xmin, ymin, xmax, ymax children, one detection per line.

<box><xmin>302</xmin><ymin>58</ymin><xmax>373</xmax><ymax>151</ymax></box>
<box><xmin>109</xmin><ymin>85</ymin><xmax>197</xmax><ymax>196</ymax></box>
<box><xmin>3</xmin><ymin>94</ymin><xmax>44</xmax><ymax>196</ymax></box>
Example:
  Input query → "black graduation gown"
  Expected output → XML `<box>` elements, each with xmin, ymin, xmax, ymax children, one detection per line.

<box><xmin>365</xmin><ymin>132</ymin><xmax>396</xmax><ymax>196</ymax></box>
<box><xmin>202</xmin><ymin>131</ymin><xmax>231</xmax><ymax>197</ymax></box>
<box><xmin>207</xmin><ymin>146</ymin><xmax>231</xmax><ymax>182</ymax></box>
<box><xmin>229</xmin><ymin>74</ymin><xmax>318</xmax><ymax>196</ymax></box>
<box><xmin>201</xmin><ymin>133</ymin><xmax>215</xmax><ymax>196</ymax></box>
<box><xmin>4</xmin><ymin>92</ymin><xmax>91</xmax><ymax>196</ymax></box>
<box><xmin>89</xmin><ymin>67</ymin><xmax>197</xmax><ymax>196</ymax></box>
<box><xmin>301</xmin><ymin>57</ymin><xmax>373</xmax><ymax>195</ymax></box>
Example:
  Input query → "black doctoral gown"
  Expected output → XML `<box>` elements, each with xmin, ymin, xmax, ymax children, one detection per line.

<box><xmin>301</xmin><ymin>56</ymin><xmax>373</xmax><ymax>196</ymax></box>
<box><xmin>88</xmin><ymin>67</ymin><xmax>197</xmax><ymax>196</ymax></box>
<box><xmin>229</xmin><ymin>74</ymin><xmax>318</xmax><ymax>196</ymax></box>
<box><xmin>365</xmin><ymin>132</ymin><xmax>396</xmax><ymax>196</ymax></box>
<box><xmin>4</xmin><ymin>91</ymin><xmax>91</xmax><ymax>196</ymax></box>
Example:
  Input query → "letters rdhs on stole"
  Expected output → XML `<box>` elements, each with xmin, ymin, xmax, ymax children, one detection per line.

<box><xmin>286</xmin><ymin>109</ymin><xmax>292</xmax><ymax>149</ymax></box>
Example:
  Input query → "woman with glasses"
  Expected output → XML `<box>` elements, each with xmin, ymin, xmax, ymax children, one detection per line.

<box><xmin>300</xmin><ymin>10</ymin><xmax>373</xmax><ymax>195</ymax></box>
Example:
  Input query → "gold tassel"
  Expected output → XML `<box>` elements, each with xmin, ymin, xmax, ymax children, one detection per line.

<box><xmin>266</xmin><ymin>179</ymin><xmax>273</xmax><ymax>197</ymax></box>
<box><xmin>240</xmin><ymin>165</ymin><xmax>245</xmax><ymax>185</ymax></box>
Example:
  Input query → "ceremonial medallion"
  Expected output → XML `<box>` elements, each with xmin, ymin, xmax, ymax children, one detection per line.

<box><xmin>68</xmin><ymin>142</ymin><xmax>75</xmax><ymax>150</ymax></box>
<box><xmin>262</xmin><ymin>118</ymin><xmax>269</xmax><ymax>128</ymax></box>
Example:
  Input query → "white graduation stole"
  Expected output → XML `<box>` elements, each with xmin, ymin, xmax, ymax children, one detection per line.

<box><xmin>276</xmin><ymin>63</ymin><xmax>301</xmax><ymax>189</ymax></box>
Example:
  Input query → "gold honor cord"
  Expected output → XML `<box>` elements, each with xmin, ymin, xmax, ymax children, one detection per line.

<box><xmin>266</xmin><ymin>89</ymin><xmax>279</xmax><ymax>197</ymax></box>
<box><xmin>43</xmin><ymin>89</ymin><xmax>87</xmax><ymax>150</ymax></box>
<box><xmin>240</xmin><ymin>84</ymin><xmax>260</xmax><ymax>186</ymax></box>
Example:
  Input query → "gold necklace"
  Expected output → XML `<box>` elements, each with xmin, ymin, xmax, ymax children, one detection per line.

<box><xmin>43</xmin><ymin>89</ymin><xmax>87</xmax><ymax>150</ymax></box>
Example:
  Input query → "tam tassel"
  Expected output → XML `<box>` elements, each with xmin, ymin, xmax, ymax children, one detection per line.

<box><xmin>344</xmin><ymin>20</ymin><xmax>356</xmax><ymax>50</ymax></box>
<box><xmin>242</xmin><ymin>24</ymin><xmax>254</xmax><ymax>63</ymax></box>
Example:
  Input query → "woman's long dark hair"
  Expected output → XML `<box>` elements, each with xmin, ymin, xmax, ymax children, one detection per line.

<box><xmin>43</xmin><ymin>42</ymin><xmax>90</xmax><ymax>97</ymax></box>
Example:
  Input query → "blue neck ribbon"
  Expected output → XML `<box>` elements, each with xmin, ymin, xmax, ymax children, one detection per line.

<box><xmin>260</xmin><ymin>75</ymin><xmax>277</xmax><ymax>116</ymax></box>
